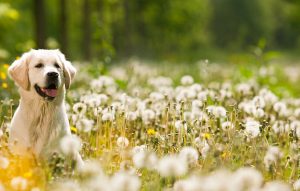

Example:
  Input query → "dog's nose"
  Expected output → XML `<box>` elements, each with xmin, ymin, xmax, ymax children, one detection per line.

<box><xmin>47</xmin><ymin>72</ymin><xmax>59</xmax><ymax>78</ymax></box>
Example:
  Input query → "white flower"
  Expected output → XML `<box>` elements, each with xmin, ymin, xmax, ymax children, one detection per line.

<box><xmin>102</xmin><ymin>112</ymin><xmax>115</xmax><ymax>122</ymax></box>
<box><xmin>132</xmin><ymin>150</ymin><xmax>158</xmax><ymax>170</ymax></box>
<box><xmin>236</xmin><ymin>83</ymin><xmax>251</xmax><ymax>95</ymax></box>
<box><xmin>117</xmin><ymin>136</ymin><xmax>129</xmax><ymax>148</ymax></box>
<box><xmin>221</xmin><ymin>121</ymin><xmax>233</xmax><ymax>131</ymax></box>
<box><xmin>0</xmin><ymin>156</ymin><xmax>9</xmax><ymax>169</ymax></box>
<box><xmin>262</xmin><ymin>181</ymin><xmax>291</xmax><ymax>191</ymax></box>
<box><xmin>60</xmin><ymin>135</ymin><xmax>82</xmax><ymax>156</ymax></box>
<box><xmin>174</xmin><ymin>120</ymin><xmax>187</xmax><ymax>132</ymax></box>
<box><xmin>126</xmin><ymin>111</ymin><xmax>138</xmax><ymax>121</ymax></box>
<box><xmin>11</xmin><ymin>177</ymin><xmax>27</xmax><ymax>191</ymax></box>
<box><xmin>141</xmin><ymin>109</ymin><xmax>156</xmax><ymax>124</ymax></box>
<box><xmin>192</xmin><ymin>100</ymin><xmax>203</xmax><ymax>111</ymax></box>
<box><xmin>245</xmin><ymin>119</ymin><xmax>260</xmax><ymax>138</ymax></box>
<box><xmin>294</xmin><ymin>179</ymin><xmax>300</xmax><ymax>191</ymax></box>
<box><xmin>75</xmin><ymin>118</ymin><xmax>94</xmax><ymax>132</ymax></box>
<box><xmin>110</xmin><ymin>172</ymin><xmax>141</xmax><ymax>191</ymax></box>
<box><xmin>173</xmin><ymin>176</ymin><xmax>203</xmax><ymax>191</ymax></box>
<box><xmin>157</xmin><ymin>155</ymin><xmax>187</xmax><ymax>177</ymax></box>
<box><xmin>230</xmin><ymin>167</ymin><xmax>263</xmax><ymax>191</ymax></box>
<box><xmin>179</xmin><ymin>147</ymin><xmax>199</xmax><ymax>165</ymax></box>
<box><xmin>72</xmin><ymin>102</ymin><xmax>87</xmax><ymax>115</ymax></box>
<box><xmin>264</xmin><ymin>146</ymin><xmax>283</xmax><ymax>169</ymax></box>
<box><xmin>181</xmin><ymin>75</ymin><xmax>194</xmax><ymax>85</ymax></box>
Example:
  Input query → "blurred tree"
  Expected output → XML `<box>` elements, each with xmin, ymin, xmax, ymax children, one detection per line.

<box><xmin>59</xmin><ymin>0</ymin><xmax>69</xmax><ymax>56</ymax></box>
<box><xmin>33</xmin><ymin>0</ymin><xmax>46</xmax><ymax>48</ymax></box>
<box><xmin>82</xmin><ymin>0</ymin><xmax>91</xmax><ymax>60</ymax></box>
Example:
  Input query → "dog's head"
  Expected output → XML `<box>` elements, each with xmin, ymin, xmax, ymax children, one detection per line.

<box><xmin>8</xmin><ymin>49</ymin><xmax>76</xmax><ymax>101</ymax></box>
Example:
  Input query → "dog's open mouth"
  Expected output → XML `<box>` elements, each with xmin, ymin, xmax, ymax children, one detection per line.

<box><xmin>34</xmin><ymin>84</ymin><xmax>58</xmax><ymax>100</ymax></box>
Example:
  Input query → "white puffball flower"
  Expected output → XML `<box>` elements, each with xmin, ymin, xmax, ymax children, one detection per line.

<box><xmin>10</xmin><ymin>177</ymin><xmax>27</xmax><ymax>191</ymax></box>
<box><xmin>294</xmin><ymin>179</ymin><xmax>300</xmax><ymax>191</ymax></box>
<box><xmin>221</xmin><ymin>121</ymin><xmax>234</xmax><ymax>131</ymax></box>
<box><xmin>179</xmin><ymin>146</ymin><xmax>199</xmax><ymax>165</ymax></box>
<box><xmin>262</xmin><ymin>181</ymin><xmax>291</xmax><ymax>191</ymax></box>
<box><xmin>72</xmin><ymin>102</ymin><xmax>87</xmax><ymax>115</ymax></box>
<box><xmin>174</xmin><ymin>120</ymin><xmax>187</xmax><ymax>132</ymax></box>
<box><xmin>173</xmin><ymin>176</ymin><xmax>203</xmax><ymax>191</ymax></box>
<box><xmin>181</xmin><ymin>75</ymin><xmax>194</xmax><ymax>85</ymax></box>
<box><xmin>141</xmin><ymin>109</ymin><xmax>156</xmax><ymax>124</ymax></box>
<box><xmin>132</xmin><ymin>150</ymin><xmax>158</xmax><ymax>170</ymax></box>
<box><xmin>126</xmin><ymin>111</ymin><xmax>138</xmax><ymax>121</ymax></box>
<box><xmin>110</xmin><ymin>172</ymin><xmax>141</xmax><ymax>191</ymax></box>
<box><xmin>264</xmin><ymin>146</ymin><xmax>283</xmax><ymax>169</ymax></box>
<box><xmin>102</xmin><ymin>112</ymin><xmax>115</xmax><ymax>122</ymax></box>
<box><xmin>117</xmin><ymin>136</ymin><xmax>129</xmax><ymax>148</ymax></box>
<box><xmin>75</xmin><ymin>118</ymin><xmax>94</xmax><ymax>132</ymax></box>
<box><xmin>60</xmin><ymin>135</ymin><xmax>82</xmax><ymax>156</ymax></box>
<box><xmin>230</xmin><ymin>167</ymin><xmax>263</xmax><ymax>191</ymax></box>
<box><xmin>245</xmin><ymin>119</ymin><xmax>260</xmax><ymax>138</ymax></box>
<box><xmin>0</xmin><ymin>156</ymin><xmax>9</xmax><ymax>169</ymax></box>
<box><xmin>158</xmin><ymin>155</ymin><xmax>187</xmax><ymax>177</ymax></box>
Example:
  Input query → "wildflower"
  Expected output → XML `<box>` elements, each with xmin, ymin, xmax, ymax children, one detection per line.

<box><xmin>141</xmin><ymin>109</ymin><xmax>155</xmax><ymax>124</ymax></box>
<box><xmin>157</xmin><ymin>155</ymin><xmax>187</xmax><ymax>177</ymax></box>
<box><xmin>0</xmin><ymin>156</ymin><xmax>9</xmax><ymax>169</ymax></box>
<box><xmin>102</xmin><ymin>112</ymin><xmax>115</xmax><ymax>122</ymax></box>
<box><xmin>181</xmin><ymin>75</ymin><xmax>194</xmax><ymax>85</ymax></box>
<box><xmin>117</xmin><ymin>136</ymin><xmax>129</xmax><ymax>148</ymax></box>
<box><xmin>147</xmin><ymin>128</ymin><xmax>156</xmax><ymax>136</ymax></box>
<box><xmin>73</xmin><ymin>102</ymin><xmax>87</xmax><ymax>115</ymax></box>
<box><xmin>60</xmin><ymin>135</ymin><xmax>82</xmax><ymax>156</ymax></box>
<box><xmin>0</xmin><ymin>72</ymin><xmax>6</xmax><ymax>80</ymax></box>
<box><xmin>2</xmin><ymin>83</ymin><xmax>7</xmax><ymax>89</ymax></box>
<box><xmin>202</xmin><ymin>133</ymin><xmax>211</xmax><ymax>139</ymax></box>
<box><xmin>264</xmin><ymin>146</ymin><xmax>283</xmax><ymax>169</ymax></box>
<box><xmin>192</xmin><ymin>100</ymin><xmax>203</xmax><ymax>111</ymax></box>
<box><xmin>110</xmin><ymin>172</ymin><xmax>141</xmax><ymax>191</ymax></box>
<box><xmin>236</xmin><ymin>83</ymin><xmax>251</xmax><ymax>95</ymax></box>
<box><xmin>174</xmin><ymin>120</ymin><xmax>187</xmax><ymax>132</ymax></box>
<box><xmin>132</xmin><ymin>150</ymin><xmax>158</xmax><ymax>170</ymax></box>
<box><xmin>10</xmin><ymin>177</ymin><xmax>27</xmax><ymax>191</ymax></box>
<box><xmin>179</xmin><ymin>146</ymin><xmax>199</xmax><ymax>165</ymax></box>
<box><xmin>201</xmin><ymin>141</ymin><xmax>210</xmax><ymax>158</ymax></box>
<box><xmin>294</xmin><ymin>179</ymin><xmax>300</xmax><ymax>191</ymax></box>
<box><xmin>244</xmin><ymin>119</ymin><xmax>260</xmax><ymax>138</ymax></box>
<box><xmin>70</xmin><ymin>126</ymin><xmax>77</xmax><ymax>133</ymax></box>
<box><xmin>230</xmin><ymin>167</ymin><xmax>263</xmax><ymax>191</ymax></box>
<box><xmin>262</xmin><ymin>181</ymin><xmax>291</xmax><ymax>191</ymax></box>
<box><xmin>221</xmin><ymin>121</ymin><xmax>233</xmax><ymax>131</ymax></box>
<box><xmin>126</xmin><ymin>111</ymin><xmax>138</xmax><ymax>121</ymax></box>
<box><xmin>75</xmin><ymin>118</ymin><xmax>94</xmax><ymax>132</ymax></box>
<box><xmin>173</xmin><ymin>176</ymin><xmax>203</xmax><ymax>191</ymax></box>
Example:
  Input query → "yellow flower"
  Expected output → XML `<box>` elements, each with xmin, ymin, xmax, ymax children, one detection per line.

<box><xmin>0</xmin><ymin>72</ymin><xmax>6</xmax><ymax>80</ymax></box>
<box><xmin>3</xmin><ymin>64</ymin><xmax>9</xmax><ymax>69</ymax></box>
<box><xmin>221</xmin><ymin>151</ymin><xmax>230</xmax><ymax>159</ymax></box>
<box><xmin>147</xmin><ymin>128</ymin><xmax>156</xmax><ymax>136</ymax></box>
<box><xmin>202</xmin><ymin>133</ymin><xmax>211</xmax><ymax>139</ymax></box>
<box><xmin>16</xmin><ymin>56</ymin><xmax>20</xmax><ymax>60</ymax></box>
<box><xmin>2</xmin><ymin>82</ymin><xmax>8</xmax><ymax>89</ymax></box>
<box><xmin>70</xmin><ymin>126</ymin><xmax>77</xmax><ymax>133</ymax></box>
<box><xmin>23</xmin><ymin>171</ymin><xmax>33</xmax><ymax>178</ymax></box>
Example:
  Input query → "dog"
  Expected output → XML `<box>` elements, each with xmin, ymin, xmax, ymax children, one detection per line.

<box><xmin>8</xmin><ymin>49</ymin><xmax>83</xmax><ymax>166</ymax></box>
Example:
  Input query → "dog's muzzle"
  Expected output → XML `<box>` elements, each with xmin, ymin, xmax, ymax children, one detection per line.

<box><xmin>34</xmin><ymin>72</ymin><xmax>59</xmax><ymax>101</ymax></box>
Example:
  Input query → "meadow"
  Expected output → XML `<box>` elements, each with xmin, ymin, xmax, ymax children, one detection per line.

<box><xmin>1</xmin><ymin>59</ymin><xmax>300</xmax><ymax>191</ymax></box>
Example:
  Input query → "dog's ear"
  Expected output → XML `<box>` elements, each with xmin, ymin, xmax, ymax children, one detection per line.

<box><xmin>56</xmin><ymin>50</ymin><xmax>76</xmax><ymax>89</ymax></box>
<box><xmin>8</xmin><ymin>51</ymin><xmax>32</xmax><ymax>91</ymax></box>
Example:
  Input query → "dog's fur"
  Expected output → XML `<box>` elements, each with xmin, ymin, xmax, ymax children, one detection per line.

<box><xmin>8</xmin><ymin>49</ymin><xmax>82</xmax><ymax>165</ymax></box>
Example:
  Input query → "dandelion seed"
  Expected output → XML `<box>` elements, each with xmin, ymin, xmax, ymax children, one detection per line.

<box><xmin>102</xmin><ymin>112</ymin><xmax>115</xmax><ymax>122</ymax></box>
<box><xmin>60</xmin><ymin>135</ymin><xmax>82</xmax><ymax>156</ymax></box>
<box><xmin>264</xmin><ymin>146</ymin><xmax>283</xmax><ymax>169</ymax></box>
<box><xmin>230</xmin><ymin>167</ymin><xmax>263</xmax><ymax>191</ymax></box>
<box><xmin>244</xmin><ymin>119</ymin><xmax>260</xmax><ymax>138</ymax></box>
<box><xmin>179</xmin><ymin>146</ymin><xmax>199</xmax><ymax>165</ymax></box>
<box><xmin>75</xmin><ymin>118</ymin><xmax>94</xmax><ymax>132</ymax></box>
<box><xmin>117</xmin><ymin>136</ymin><xmax>129</xmax><ymax>148</ymax></box>
<box><xmin>157</xmin><ymin>155</ymin><xmax>187</xmax><ymax>177</ymax></box>
<box><xmin>132</xmin><ymin>150</ymin><xmax>158</xmax><ymax>170</ymax></box>
<box><xmin>0</xmin><ymin>156</ymin><xmax>9</xmax><ymax>169</ymax></box>
<box><xmin>181</xmin><ymin>75</ymin><xmax>194</xmax><ymax>85</ymax></box>
<box><xmin>10</xmin><ymin>177</ymin><xmax>27</xmax><ymax>191</ymax></box>
<box><xmin>73</xmin><ymin>102</ymin><xmax>87</xmax><ymax>115</ymax></box>
<box><xmin>262</xmin><ymin>181</ymin><xmax>291</xmax><ymax>191</ymax></box>
<box><xmin>110</xmin><ymin>172</ymin><xmax>141</xmax><ymax>191</ymax></box>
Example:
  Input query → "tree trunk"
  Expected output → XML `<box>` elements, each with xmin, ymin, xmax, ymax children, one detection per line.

<box><xmin>59</xmin><ymin>0</ymin><xmax>68</xmax><ymax>56</ymax></box>
<box><xmin>33</xmin><ymin>0</ymin><xmax>46</xmax><ymax>48</ymax></box>
<box><xmin>82</xmin><ymin>0</ymin><xmax>91</xmax><ymax>61</ymax></box>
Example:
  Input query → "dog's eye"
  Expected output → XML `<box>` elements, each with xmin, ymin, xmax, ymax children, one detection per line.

<box><xmin>54</xmin><ymin>63</ymin><xmax>61</xmax><ymax>69</ymax></box>
<box><xmin>35</xmin><ymin>63</ymin><xmax>44</xmax><ymax>68</ymax></box>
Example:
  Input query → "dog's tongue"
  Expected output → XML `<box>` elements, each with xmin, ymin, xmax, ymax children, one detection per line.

<box><xmin>41</xmin><ymin>88</ymin><xmax>58</xmax><ymax>97</ymax></box>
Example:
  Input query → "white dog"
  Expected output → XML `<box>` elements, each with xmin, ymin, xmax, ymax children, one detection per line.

<box><xmin>8</xmin><ymin>49</ymin><xmax>82</xmax><ymax>166</ymax></box>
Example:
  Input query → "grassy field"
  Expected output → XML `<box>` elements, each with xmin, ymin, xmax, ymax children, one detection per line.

<box><xmin>1</xmin><ymin>59</ymin><xmax>300</xmax><ymax>190</ymax></box>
